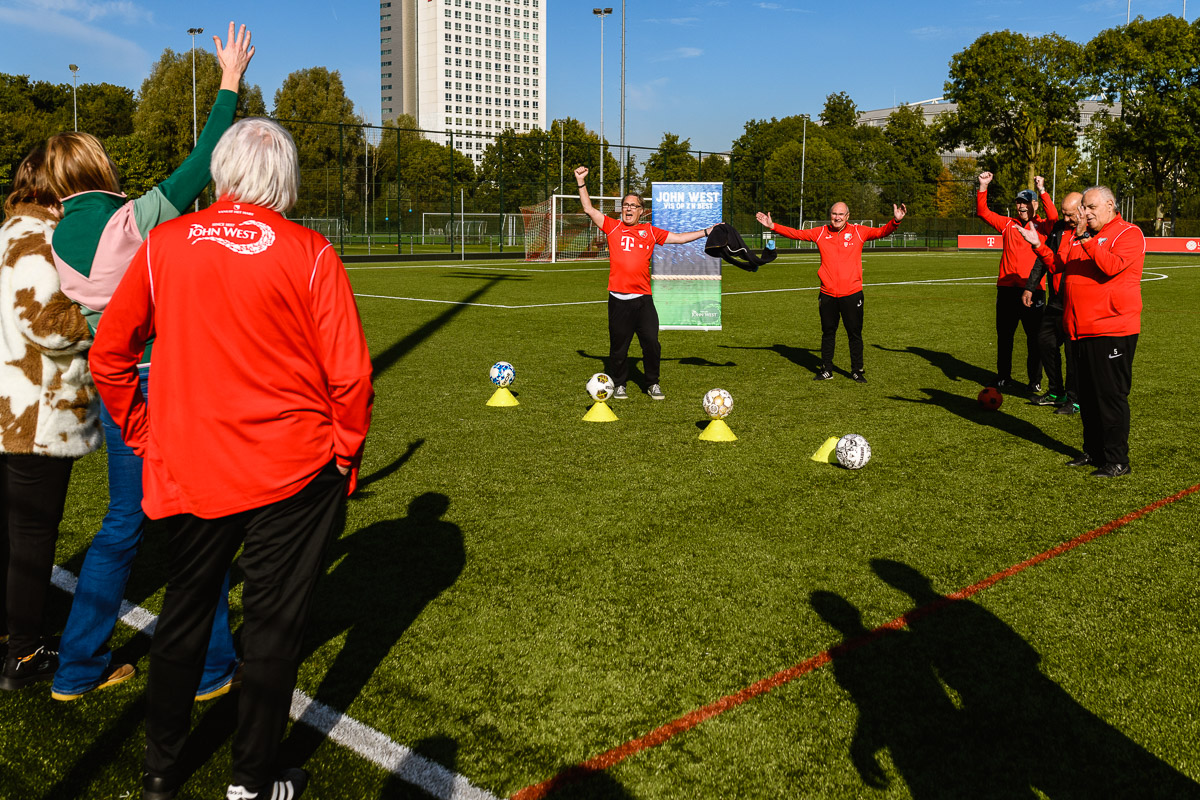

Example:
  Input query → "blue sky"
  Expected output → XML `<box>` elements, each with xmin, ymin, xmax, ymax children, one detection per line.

<box><xmin>0</xmin><ymin>0</ymin><xmax>1193</xmax><ymax>152</ymax></box>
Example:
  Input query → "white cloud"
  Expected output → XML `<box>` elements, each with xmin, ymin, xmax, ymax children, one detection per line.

<box><xmin>626</xmin><ymin>77</ymin><xmax>670</xmax><ymax>111</ymax></box>
<box><xmin>0</xmin><ymin>3</ymin><xmax>150</xmax><ymax>72</ymax></box>
<box><xmin>653</xmin><ymin>47</ymin><xmax>703</xmax><ymax>62</ymax></box>
<box><xmin>645</xmin><ymin>16</ymin><xmax>700</xmax><ymax>25</ymax></box>
<box><xmin>11</xmin><ymin>0</ymin><xmax>151</xmax><ymax>23</ymax></box>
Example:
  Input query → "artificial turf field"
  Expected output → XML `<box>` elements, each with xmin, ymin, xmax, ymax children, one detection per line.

<box><xmin>2</xmin><ymin>250</ymin><xmax>1199</xmax><ymax>799</ymax></box>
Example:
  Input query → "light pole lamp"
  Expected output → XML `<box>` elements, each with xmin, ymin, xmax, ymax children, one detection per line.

<box><xmin>619</xmin><ymin>0</ymin><xmax>626</xmax><ymax>199</ymax></box>
<box><xmin>187</xmin><ymin>27</ymin><xmax>204</xmax><ymax>147</ymax></box>
<box><xmin>593</xmin><ymin>7</ymin><xmax>612</xmax><ymax>199</ymax></box>
<box><xmin>69</xmin><ymin>64</ymin><xmax>79</xmax><ymax>131</ymax></box>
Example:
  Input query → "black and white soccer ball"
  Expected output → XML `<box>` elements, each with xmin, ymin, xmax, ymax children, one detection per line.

<box><xmin>836</xmin><ymin>434</ymin><xmax>871</xmax><ymax>469</ymax></box>
<box><xmin>586</xmin><ymin>372</ymin><xmax>615</xmax><ymax>401</ymax></box>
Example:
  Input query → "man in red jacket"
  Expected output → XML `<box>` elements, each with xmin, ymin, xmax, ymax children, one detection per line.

<box><xmin>756</xmin><ymin>201</ymin><xmax>906</xmax><ymax>383</ymax></box>
<box><xmin>90</xmin><ymin>119</ymin><xmax>374</xmax><ymax>799</ymax></box>
<box><xmin>1019</xmin><ymin>186</ymin><xmax>1143</xmax><ymax>477</ymax></box>
<box><xmin>977</xmin><ymin>171</ymin><xmax>1058</xmax><ymax>393</ymax></box>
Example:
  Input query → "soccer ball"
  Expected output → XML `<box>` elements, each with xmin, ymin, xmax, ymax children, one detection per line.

<box><xmin>836</xmin><ymin>434</ymin><xmax>871</xmax><ymax>470</ymax></box>
<box><xmin>489</xmin><ymin>361</ymin><xmax>515</xmax><ymax>387</ymax></box>
<box><xmin>702</xmin><ymin>388</ymin><xmax>734</xmax><ymax>419</ymax></box>
<box><xmin>586</xmin><ymin>372</ymin><xmax>615</xmax><ymax>401</ymax></box>
<box><xmin>977</xmin><ymin>386</ymin><xmax>1003</xmax><ymax>410</ymax></box>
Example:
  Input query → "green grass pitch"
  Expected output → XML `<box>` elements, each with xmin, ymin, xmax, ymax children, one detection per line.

<box><xmin>2</xmin><ymin>251</ymin><xmax>1198</xmax><ymax>799</ymax></box>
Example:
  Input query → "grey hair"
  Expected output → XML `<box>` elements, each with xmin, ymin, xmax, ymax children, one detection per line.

<box><xmin>210</xmin><ymin>119</ymin><xmax>299</xmax><ymax>213</ymax></box>
<box><xmin>1084</xmin><ymin>185</ymin><xmax>1117</xmax><ymax>206</ymax></box>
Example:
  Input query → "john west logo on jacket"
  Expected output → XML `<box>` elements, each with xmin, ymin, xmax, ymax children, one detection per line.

<box><xmin>187</xmin><ymin>220</ymin><xmax>276</xmax><ymax>255</ymax></box>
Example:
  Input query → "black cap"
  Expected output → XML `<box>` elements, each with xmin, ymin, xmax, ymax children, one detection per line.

<box><xmin>1015</xmin><ymin>189</ymin><xmax>1036</xmax><ymax>205</ymax></box>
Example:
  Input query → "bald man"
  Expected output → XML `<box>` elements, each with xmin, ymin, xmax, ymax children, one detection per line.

<box><xmin>1023</xmin><ymin>191</ymin><xmax>1082</xmax><ymax>414</ymax></box>
<box><xmin>756</xmin><ymin>201</ymin><xmax>906</xmax><ymax>382</ymax></box>
<box><xmin>1018</xmin><ymin>186</ymin><xmax>1143</xmax><ymax>477</ymax></box>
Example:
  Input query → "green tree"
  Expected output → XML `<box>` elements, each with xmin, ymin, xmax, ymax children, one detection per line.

<box><xmin>761</xmin><ymin>138</ymin><xmax>846</xmax><ymax>227</ymax></box>
<box><xmin>935</xmin><ymin>157</ymin><xmax>979</xmax><ymax>218</ymax></box>
<box><xmin>133</xmin><ymin>48</ymin><xmax>266</xmax><ymax>169</ymax></box>
<box><xmin>819</xmin><ymin>91</ymin><xmax>858</xmax><ymax>129</ymax></box>
<box><xmin>643</xmin><ymin>132</ymin><xmax>699</xmax><ymax>183</ymax></box>
<box><xmin>104</xmin><ymin>134</ymin><xmax>170</xmax><ymax>197</ymax></box>
<box><xmin>76</xmin><ymin>83</ymin><xmax>136</xmax><ymax>139</ymax></box>
<box><xmin>728</xmin><ymin>114</ymin><xmax>810</xmax><ymax>210</ymax></box>
<box><xmin>699</xmin><ymin>153</ymin><xmax>728</xmax><ymax>183</ymax></box>
<box><xmin>942</xmin><ymin>30</ymin><xmax>1088</xmax><ymax>190</ymax></box>
<box><xmin>1086</xmin><ymin>15</ymin><xmax>1200</xmax><ymax>230</ymax></box>
<box><xmin>881</xmin><ymin>104</ymin><xmax>942</xmax><ymax>214</ymax></box>
<box><xmin>0</xmin><ymin>75</ymin><xmax>71</xmax><ymax>182</ymax></box>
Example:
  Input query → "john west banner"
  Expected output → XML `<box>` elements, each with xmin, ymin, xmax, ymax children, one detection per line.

<box><xmin>651</xmin><ymin>182</ymin><xmax>723</xmax><ymax>330</ymax></box>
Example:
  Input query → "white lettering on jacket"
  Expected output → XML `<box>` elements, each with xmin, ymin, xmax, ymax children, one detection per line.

<box><xmin>188</xmin><ymin>220</ymin><xmax>276</xmax><ymax>255</ymax></box>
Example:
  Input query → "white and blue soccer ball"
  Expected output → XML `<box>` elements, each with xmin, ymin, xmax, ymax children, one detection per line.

<box><xmin>489</xmin><ymin>361</ymin><xmax>515</xmax><ymax>387</ymax></box>
<box><xmin>586</xmin><ymin>372</ymin><xmax>615</xmax><ymax>401</ymax></box>
<box><xmin>702</xmin><ymin>388</ymin><xmax>734</xmax><ymax>419</ymax></box>
<box><xmin>836</xmin><ymin>434</ymin><xmax>871</xmax><ymax>470</ymax></box>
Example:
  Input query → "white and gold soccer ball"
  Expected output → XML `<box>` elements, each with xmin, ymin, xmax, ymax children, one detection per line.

<box><xmin>586</xmin><ymin>372</ymin><xmax>615</xmax><ymax>401</ymax></box>
<box><xmin>836</xmin><ymin>434</ymin><xmax>871</xmax><ymax>469</ymax></box>
<box><xmin>702</xmin><ymin>388</ymin><xmax>734</xmax><ymax>419</ymax></box>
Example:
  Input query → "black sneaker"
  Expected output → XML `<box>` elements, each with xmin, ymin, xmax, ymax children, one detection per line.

<box><xmin>1031</xmin><ymin>392</ymin><xmax>1063</xmax><ymax>406</ymax></box>
<box><xmin>1091</xmin><ymin>463</ymin><xmax>1131</xmax><ymax>478</ymax></box>
<box><xmin>143</xmin><ymin>774</ymin><xmax>177</xmax><ymax>800</ymax></box>
<box><xmin>612</xmin><ymin>385</ymin><xmax>628</xmax><ymax>400</ymax></box>
<box><xmin>1054</xmin><ymin>402</ymin><xmax>1079</xmax><ymax>416</ymax></box>
<box><xmin>987</xmin><ymin>377</ymin><xmax>1016</xmax><ymax>392</ymax></box>
<box><xmin>813</xmin><ymin>369</ymin><xmax>833</xmax><ymax>381</ymax></box>
<box><xmin>1030</xmin><ymin>382</ymin><xmax>1042</xmax><ymax>394</ymax></box>
<box><xmin>646</xmin><ymin>383</ymin><xmax>665</xmax><ymax>400</ymax></box>
<box><xmin>1066</xmin><ymin>454</ymin><xmax>1098</xmax><ymax>468</ymax></box>
<box><xmin>849</xmin><ymin>370</ymin><xmax>867</xmax><ymax>384</ymax></box>
<box><xmin>226</xmin><ymin>768</ymin><xmax>308</xmax><ymax>800</ymax></box>
<box><xmin>0</xmin><ymin>643</ymin><xmax>58</xmax><ymax>691</ymax></box>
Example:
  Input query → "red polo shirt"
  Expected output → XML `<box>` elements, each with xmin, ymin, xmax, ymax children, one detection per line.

<box><xmin>601</xmin><ymin>216</ymin><xmax>670</xmax><ymax>295</ymax></box>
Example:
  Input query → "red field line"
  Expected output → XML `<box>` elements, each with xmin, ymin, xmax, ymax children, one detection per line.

<box><xmin>512</xmin><ymin>482</ymin><xmax>1200</xmax><ymax>800</ymax></box>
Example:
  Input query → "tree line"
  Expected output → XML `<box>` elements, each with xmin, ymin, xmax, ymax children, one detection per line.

<box><xmin>3</xmin><ymin>14</ymin><xmax>1197</xmax><ymax>233</ymax></box>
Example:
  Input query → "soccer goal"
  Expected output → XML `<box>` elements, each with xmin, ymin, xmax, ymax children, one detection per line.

<box><xmin>295</xmin><ymin>217</ymin><xmax>343</xmax><ymax>243</ymax></box>
<box><xmin>420</xmin><ymin>213</ymin><xmax>523</xmax><ymax>246</ymax></box>
<box><xmin>521</xmin><ymin>194</ymin><xmax>651</xmax><ymax>262</ymax></box>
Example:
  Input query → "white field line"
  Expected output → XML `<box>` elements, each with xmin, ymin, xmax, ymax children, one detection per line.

<box><xmin>48</xmin><ymin>565</ymin><xmax>499</xmax><ymax>800</ymax></box>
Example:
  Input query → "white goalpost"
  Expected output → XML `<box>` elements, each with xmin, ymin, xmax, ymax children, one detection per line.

<box><xmin>521</xmin><ymin>194</ymin><xmax>651</xmax><ymax>262</ymax></box>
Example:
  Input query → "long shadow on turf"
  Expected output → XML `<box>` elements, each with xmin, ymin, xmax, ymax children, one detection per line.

<box><xmin>891</xmin><ymin>387</ymin><xmax>1076</xmax><ymax>457</ymax></box>
<box><xmin>873</xmin><ymin>344</ymin><xmax>995</xmax><ymax>385</ymax></box>
<box><xmin>721</xmin><ymin>343</ymin><xmax>825</xmax><ymax>375</ymax></box>
<box><xmin>279</xmin><ymin>492</ymin><xmax>465</xmax><ymax>770</ymax></box>
<box><xmin>812</xmin><ymin>560</ymin><xmax>1200</xmax><ymax>799</ymax></box>
<box><xmin>371</xmin><ymin>274</ymin><xmax>527</xmax><ymax>378</ymax></box>
<box><xmin>356</xmin><ymin>438</ymin><xmax>425</xmax><ymax>496</ymax></box>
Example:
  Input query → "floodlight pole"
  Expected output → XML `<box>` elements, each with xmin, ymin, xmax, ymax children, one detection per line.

<box><xmin>69</xmin><ymin>65</ymin><xmax>79</xmax><ymax>131</ymax></box>
<box><xmin>799</xmin><ymin>116</ymin><xmax>808</xmax><ymax>225</ymax></box>
<box><xmin>188</xmin><ymin>27</ymin><xmax>204</xmax><ymax>212</ymax></box>
<box><xmin>593</xmin><ymin>8</ymin><xmax>612</xmax><ymax>198</ymax></box>
<box><xmin>619</xmin><ymin>0</ymin><xmax>626</xmax><ymax>199</ymax></box>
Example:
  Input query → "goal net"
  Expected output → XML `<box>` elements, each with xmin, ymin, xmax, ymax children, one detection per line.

<box><xmin>295</xmin><ymin>217</ymin><xmax>343</xmax><ymax>243</ymax></box>
<box><xmin>421</xmin><ymin>213</ymin><xmax>523</xmax><ymax>245</ymax></box>
<box><xmin>521</xmin><ymin>195</ymin><xmax>651</xmax><ymax>262</ymax></box>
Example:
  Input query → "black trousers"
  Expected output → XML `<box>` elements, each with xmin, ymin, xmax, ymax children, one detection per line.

<box><xmin>1039</xmin><ymin>306</ymin><xmax>1076</xmax><ymax>402</ymax></box>
<box><xmin>608</xmin><ymin>294</ymin><xmax>661</xmax><ymax>387</ymax></box>
<box><xmin>1</xmin><ymin>453</ymin><xmax>74</xmax><ymax>658</ymax></box>
<box><xmin>144</xmin><ymin>461</ymin><xmax>347</xmax><ymax>789</ymax></box>
<box><xmin>996</xmin><ymin>286</ymin><xmax>1043</xmax><ymax>386</ymax></box>
<box><xmin>1074</xmin><ymin>335</ymin><xmax>1138</xmax><ymax>466</ymax></box>
<box><xmin>818</xmin><ymin>291</ymin><xmax>865</xmax><ymax>372</ymax></box>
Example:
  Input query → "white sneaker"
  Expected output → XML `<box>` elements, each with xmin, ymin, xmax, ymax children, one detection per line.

<box><xmin>227</xmin><ymin>768</ymin><xmax>308</xmax><ymax>800</ymax></box>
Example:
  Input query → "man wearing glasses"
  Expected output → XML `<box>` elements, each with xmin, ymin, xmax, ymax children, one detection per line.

<box><xmin>575</xmin><ymin>166</ymin><xmax>711</xmax><ymax>399</ymax></box>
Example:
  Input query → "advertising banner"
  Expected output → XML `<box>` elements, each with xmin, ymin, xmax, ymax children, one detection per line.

<box><xmin>651</xmin><ymin>182</ymin><xmax>724</xmax><ymax>330</ymax></box>
<box><xmin>959</xmin><ymin>234</ymin><xmax>1200</xmax><ymax>254</ymax></box>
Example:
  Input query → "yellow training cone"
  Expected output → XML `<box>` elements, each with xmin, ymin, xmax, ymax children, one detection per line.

<box><xmin>811</xmin><ymin>436</ymin><xmax>840</xmax><ymax>463</ymax></box>
<box><xmin>582</xmin><ymin>401</ymin><xmax>618</xmax><ymax>422</ymax></box>
<box><xmin>487</xmin><ymin>387</ymin><xmax>519</xmax><ymax>407</ymax></box>
<box><xmin>699</xmin><ymin>419</ymin><xmax>737</xmax><ymax>442</ymax></box>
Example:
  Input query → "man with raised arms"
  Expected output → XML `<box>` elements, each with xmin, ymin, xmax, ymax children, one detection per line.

<box><xmin>755</xmin><ymin>201</ymin><xmax>906</xmax><ymax>383</ymax></box>
<box><xmin>575</xmin><ymin>165</ymin><xmax>711</xmax><ymax>400</ymax></box>
<box><xmin>977</xmin><ymin>172</ymin><xmax>1058</xmax><ymax>393</ymax></box>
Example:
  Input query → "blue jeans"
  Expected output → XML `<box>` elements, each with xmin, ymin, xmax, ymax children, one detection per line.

<box><xmin>53</xmin><ymin>367</ymin><xmax>238</xmax><ymax>696</ymax></box>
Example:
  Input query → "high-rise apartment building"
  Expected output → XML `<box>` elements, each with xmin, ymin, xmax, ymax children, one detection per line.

<box><xmin>380</xmin><ymin>0</ymin><xmax>545</xmax><ymax>164</ymax></box>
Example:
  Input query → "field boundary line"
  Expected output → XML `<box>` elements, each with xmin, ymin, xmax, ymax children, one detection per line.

<box><xmin>48</xmin><ymin>565</ymin><xmax>500</xmax><ymax>800</ymax></box>
<box><xmin>511</xmin><ymin>481</ymin><xmax>1200</xmax><ymax>800</ymax></box>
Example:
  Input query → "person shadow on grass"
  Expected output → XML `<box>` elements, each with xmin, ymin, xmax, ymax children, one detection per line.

<box><xmin>872</xmin><ymin>344</ymin><xmax>995</xmax><ymax>386</ymax></box>
<box><xmin>721</xmin><ymin>342</ymin><xmax>827</xmax><ymax>375</ymax></box>
<box><xmin>870</xmin><ymin>559</ymin><xmax>1200</xmax><ymax>799</ymax></box>
<box><xmin>809</xmin><ymin>590</ymin><xmax>1008</xmax><ymax>798</ymax></box>
<box><xmin>279</xmin><ymin>492</ymin><xmax>465</xmax><ymax>770</ymax></box>
<box><xmin>890</xmin><ymin>387</ymin><xmax>1076</xmax><ymax>457</ymax></box>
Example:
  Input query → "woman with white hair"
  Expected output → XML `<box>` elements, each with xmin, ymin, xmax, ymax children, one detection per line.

<box><xmin>46</xmin><ymin>23</ymin><xmax>254</xmax><ymax>704</ymax></box>
<box><xmin>91</xmin><ymin>117</ymin><xmax>373</xmax><ymax>800</ymax></box>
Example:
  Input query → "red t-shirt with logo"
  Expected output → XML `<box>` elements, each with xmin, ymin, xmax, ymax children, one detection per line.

<box><xmin>601</xmin><ymin>216</ymin><xmax>670</xmax><ymax>295</ymax></box>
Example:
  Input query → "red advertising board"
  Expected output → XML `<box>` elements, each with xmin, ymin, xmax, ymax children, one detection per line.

<box><xmin>959</xmin><ymin>235</ymin><xmax>1200</xmax><ymax>254</ymax></box>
